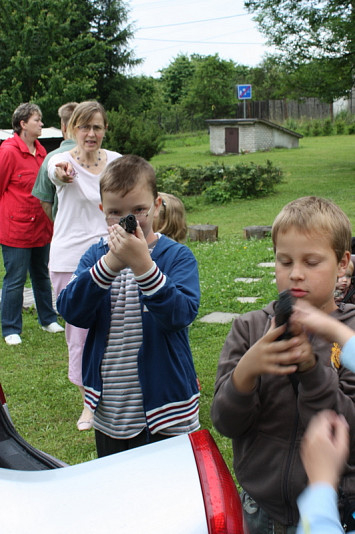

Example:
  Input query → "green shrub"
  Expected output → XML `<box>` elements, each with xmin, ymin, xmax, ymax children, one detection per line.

<box><xmin>154</xmin><ymin>167</ymin><xmax>185</xmax><ymax>197</ymax></box>
<box><xmin>283</xmin><ymin>118</ymin><xmax>301</xmax><ymax>133</ymax></box>
<box><xmin>312</xmin><ymin>120</ymin><xmax>322</xmax><ymax>136</ymax></box>
<box><xmin>281</xmin><ymin>114</ymin><xmax>355</xmax><ymax>138</ymax></box>
<box><xmin>155</xmin><ymin>160</ymin><xmax>284</xmax><ymax>203</ymax></box>
<box><xmin>322</xmin><ymin>118</ymin><xmax>333</xmax><ymax>136</ymax></box>
<box><xmin>335</xmin><ymin>119</ymin><xmax>347</xmax><ymax>135</ymax></box>
<box><xmin>105</xmin><ymin>107</ymin><xmax>164</xmax><ymax>161</ymax></box>
<box><xmin>301</xmin><ymin>121</ymin><xmax>313</xmax><ymax>137</ymax></box>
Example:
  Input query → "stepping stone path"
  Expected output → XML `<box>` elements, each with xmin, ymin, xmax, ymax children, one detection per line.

<box><xmin>234</xmin><ymin>277</ymin><xmax>261</xmax><ymax>283</ymax></box>
<box><xmin>199</xmin><ymin>261</ymin><xmax>276</xmax><ymax>323</ymax></box>
<box><xmin>258</xmin><ymin>262</ymin><xmax>275</xmax><ymax>268</ymax></box>
<box><xmin>237</xmin><ymin>297</ymin><xmax>261</xmax><ymax>303</ymax></box>
<box><xmin>200</xmin><ymin>312</ymin><xmax>240</xmax><ymax>324</ymax></box>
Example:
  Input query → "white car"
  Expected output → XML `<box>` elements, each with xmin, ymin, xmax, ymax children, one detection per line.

<box><xmin>0</xmin><ymin>384</ymin><xmax>246</xmax><ymax>533</ymax></box>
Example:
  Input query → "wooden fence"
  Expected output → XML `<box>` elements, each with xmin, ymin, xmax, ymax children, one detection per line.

<box><xmin>236</xmin><ymin>98</ymin><xmax>333</xmax><ymax>122</ymax></box>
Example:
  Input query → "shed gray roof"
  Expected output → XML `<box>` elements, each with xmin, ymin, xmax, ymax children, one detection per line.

<box><xmin>205</xmin><ymin>118</ymin><xmax>303</xmax><ymax>138</ymax></box>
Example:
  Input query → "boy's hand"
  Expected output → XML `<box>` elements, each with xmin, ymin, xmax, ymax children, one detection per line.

<box><xmin>301</xmin><ymin>410</ymin><xmax>349</xmax><ymax>489</ymax></box>
<box><xmin>233</xmin><ymin>321</ymin><xmax>316</xmax><ymax>392</ymax></box>
<box><xmin>105</xmin><ymin>222</ymin><xmax>153</xmax><ymax>275</ymax></box>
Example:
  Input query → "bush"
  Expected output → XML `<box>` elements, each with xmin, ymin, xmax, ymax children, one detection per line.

<box><xmin>312</xmin><ymin>120</ymin><xmax>322</xmax><ymax>136</ymax></box>
<box><xmin>300</xmin><ymin>121</ymin><xmax>313</xmax><ymax>137</ymax></box>
<box><xmin>283</xmin><ymin>118</ymin><xmax>301</xmax><ymax>133</ymax></box>
<box><xmin>281</xmin><ymin>114</ymin><xmax>355</xmax><ymax>138</ymax></box>
<box><xmin>335</xmin><ymin>119</ymin><xmax>347</xmax><ymax>135</ymax></box>
<box><xmin>155</xmin><ymin>160</ymin><xmax>284</xmax><ymax>203</ymax></box>
<box><xmin>105</xmin><ymin>107</ymin><xmax>164</xmax><ymax>161</ymax></box>
<box><xmin>322</xmin><ymin>118</ymin><xmax>333</xmax><ymax>136</ymax></box>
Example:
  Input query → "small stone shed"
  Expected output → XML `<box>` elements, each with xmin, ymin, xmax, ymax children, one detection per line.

<box><xmin>0</xmin><ymin>126</ymin><xmax>63</xmax><ymax>152</ymax></box>
<box><xmin>206</xmin><ymin>118</ymin><xmax>303</xmax><ymax>155</ymax></box>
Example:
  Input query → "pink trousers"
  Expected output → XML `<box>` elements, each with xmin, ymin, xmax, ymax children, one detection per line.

<box><xmin>50</xmin><ymin>271</ymin><xmax>88</xmax><ymax>387</ymax></box>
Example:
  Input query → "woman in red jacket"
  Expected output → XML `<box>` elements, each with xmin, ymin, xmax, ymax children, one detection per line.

<box><xmin>0</xmin><ymin>103</ymin><xmax>63</xmax><ymax>345</ymax></box>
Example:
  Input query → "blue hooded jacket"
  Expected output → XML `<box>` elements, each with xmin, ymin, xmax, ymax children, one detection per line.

<box><xmin>57</xmin><ymin>235</ymin><xmax>200</xmax><ymax>433</ymax></box>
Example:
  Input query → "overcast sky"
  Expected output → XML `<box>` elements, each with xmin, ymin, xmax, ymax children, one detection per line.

<box><xmin>126</xmin><ymin>0</ymin><xmax>274</xmax><ymax>78</ymax></box>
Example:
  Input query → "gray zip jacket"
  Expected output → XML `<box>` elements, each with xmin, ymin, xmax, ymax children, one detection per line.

<box><xmin>211</xmin><ymin>301</ymin><xmax>355</xmax><ymax>527</ymax></box>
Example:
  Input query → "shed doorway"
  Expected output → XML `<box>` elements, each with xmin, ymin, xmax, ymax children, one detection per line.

<box><xmin>225</xmin><ymin>127</ymin><xmax>239</xmax><ymax>153</ymax></box>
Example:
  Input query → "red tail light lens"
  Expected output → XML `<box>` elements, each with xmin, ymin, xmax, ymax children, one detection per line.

<box><xmin>0</xmin><ymin>383</ymin><xmax>6</xmax><ymax>406</ymax></box>
<box><xmin>189</xmin><ymin>429</ymin><xmax>246</xmax><ymax>534</ymax></box>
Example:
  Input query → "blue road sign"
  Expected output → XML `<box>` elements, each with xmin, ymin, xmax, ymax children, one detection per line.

<box><xmin>237</xmin><ymin>84</ymin><xmax>252</xmax><ymax>99</ymax></box>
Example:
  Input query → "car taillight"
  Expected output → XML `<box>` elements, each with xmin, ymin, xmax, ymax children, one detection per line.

<box><xmin>0</xmin><ymin>383</ymin><xmax>6</xmax><ymax>405</ymax></box>
<box><xmin>189</xmin><ymin>429</ymin><xmax>246</xmax><ymax>534</ymax></box>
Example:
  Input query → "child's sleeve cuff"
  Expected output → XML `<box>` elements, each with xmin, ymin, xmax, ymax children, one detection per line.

<box><xmin>135</xmin><ymin>261</ymin><xmax>166</xmax><ymax>295</ymax></box>
<box><xmin>90</xmin><ymin>256</ymin><xmax>119</xmax><ymax>289</ymax></box>
<box><xmin>341</xmin><ymin>335</ymin><xmax>355</xmax><ymax>373</ymax></box>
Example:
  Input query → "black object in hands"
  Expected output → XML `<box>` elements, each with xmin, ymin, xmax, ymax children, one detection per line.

<box><xmin>119</xmin><ymin>214</ymin><xmax>137</xmax><ymax>234</ymax></box>
<box><xmin>274</xmin><ymin>290</ymin><xmax>294</xmax><ymax>340</ymax></box>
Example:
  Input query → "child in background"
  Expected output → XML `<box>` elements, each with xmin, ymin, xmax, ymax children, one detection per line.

<box><xmin>335</xmin><ymin>260</ymin><xmax>355</xmax><ymax>304</ymax></box>
<box><xmin>211</xmin><ymin>196</ymin><xmax>355</xmax><ymax>534</ymax></box>
<box><xmin>57</xmin><ymin>155</ymin><xmax>200</xmax><ymax>457</ymax></box>
<box><xmin>153</xmin><ymin>192</ymin><xmax>188</xmax><ymax>243</ymax></box>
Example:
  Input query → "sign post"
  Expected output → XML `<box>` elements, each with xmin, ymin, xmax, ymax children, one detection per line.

<box><xmin>236</xmin><ymin>84</ymin><xmax>252</xmax><ymax>118</ymax></box>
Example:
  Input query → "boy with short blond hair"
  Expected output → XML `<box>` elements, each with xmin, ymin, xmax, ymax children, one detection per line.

<box><xmin>57</xmin><ymin>155</ymin><xmax>200</xmax><ymax>457</ymax></box>
<box><xmin>211</xmin><ymin>196</ymin><xmax>355</xmax><ymax>534</ymax></box>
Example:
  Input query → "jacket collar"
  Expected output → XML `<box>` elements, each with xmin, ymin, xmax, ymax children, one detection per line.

<box><xmin>10</xmin><ymin>132</ymin><xmax>46</xmax><ymax>158</ymax></box>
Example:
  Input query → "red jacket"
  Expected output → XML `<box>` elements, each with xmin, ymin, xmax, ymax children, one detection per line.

<box><xmin>0</xmin><ymin>133</ymin><xmax>53</xmax><ymax>247</ymax></box>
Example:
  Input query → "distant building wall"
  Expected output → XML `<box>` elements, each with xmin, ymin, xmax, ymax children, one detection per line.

<box><xmin>273</xmin><ymin>128</ymin><xmax>300</xmax><ymax>149</ymax></box>
<box><xmin>207</xmin><ymin>119</ymin><xmax>302</xmax><ymax>155</ymax></box>
<box><xmin>333</xmin><ymin>88</ymin><xmax>355</xmax><ymax>115</ymax></box>
<box><xmin>237</xmin><ymin>123</ymin><xmax>274</xmax><ymax>152</ymax></box>
<box><xmin>209</xmin><ymin>126</ymin><xmax>226</xmax><ymax>155</ymax></box>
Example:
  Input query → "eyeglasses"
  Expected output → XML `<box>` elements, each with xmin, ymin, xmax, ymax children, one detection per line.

<box><xmin>105</xmin><ymin>202</ymin><xmax>155</xmax><ymax>226</ymax></box>
<box><xmin>77</xmin><ymin>124</ymin><xmax>105</xmax><ymax>133</ymax></box>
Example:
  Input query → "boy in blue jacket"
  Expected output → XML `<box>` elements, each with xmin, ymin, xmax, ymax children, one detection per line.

<box><xmin>57</xmin><ymin>155</ymin><xmax>200</xmax><ymax>457</ymax></box>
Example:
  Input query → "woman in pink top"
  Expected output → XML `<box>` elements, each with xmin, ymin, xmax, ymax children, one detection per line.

<box><xmin>48</xmin><ymin>101</ymin><xmax>121</xmax><ymax>431</ymax></box>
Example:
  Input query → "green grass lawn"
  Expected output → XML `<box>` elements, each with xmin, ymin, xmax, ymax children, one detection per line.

<box><xmin>152</xmin><ymin>133</ymin><xmax>355</xmax><ymax>235</ymax></box>
<box><xmin>1</xmin><ymin>133</ymin><xmax>354</xmax><ymax>474</ymax></box>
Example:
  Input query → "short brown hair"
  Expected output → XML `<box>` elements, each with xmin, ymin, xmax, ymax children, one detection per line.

<box><xmin>100</xmin><ymin>155</ymin><xmax>157</xmax><ymax>199</ymax></box>
<box><xmin>67</xmin><ymin>100</ymin><xmax>107</xmax><ymax>139</ymax></box>
<box><xmin>12</xmin><ymin>103</ymin><xmax>42</xmax><ymax>134</ymax></box>
<box><xmin>58</xmin><ymin>102</ymin><xmax>78</xmax><ymax>127</ymax></box>
<box><xmin>272</xmin><ymin>196</ymin><xmax>352</xmax><ymax>262</ymax></box>
<box><xmin>153</xmin><ymin>192</ymin><xmax>187</xmax><ymax>242</ymax></box>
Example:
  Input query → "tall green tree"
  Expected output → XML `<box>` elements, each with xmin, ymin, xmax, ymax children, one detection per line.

<box><xmin>0</xmin><ymin>0</ymin><xmax>136</xmax><ymax>125</ymax></box>
<box><xmin>181</xmin><ymin>54</ymin><xmax>249</xmax><ymax>119</ymax></box>
<box><xmin>248</xmin><ymin>54</ymin><xmax>346</xmax><ymax>104</ymax></box>
<box><xmin>90</xmin><ymin>0</ymin><xmax>140</xmax><ymax>109</ymax></box>
<box><xmin>245</xmin><ymin>0</ymin><xmax>355</xmax><ymax>100</ymax></box>
<box><xmin>248</xmin><ymin>55</ymin><xmax>290</xmax><ymax>100</ymax></box>
<box><xmin>159</xmin><ymin>54</ymin><xmax>197</xmax><ymax>105</ymax></box>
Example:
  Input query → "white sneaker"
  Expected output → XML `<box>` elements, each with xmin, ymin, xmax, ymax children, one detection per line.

<box><xmin>5</xmin><ymin>334</ymin><xmax>22</xmax><ymax>345</ymax></box>
<box><xmin>42</xmin><ymin>322</ymin><xmax>64</xmax><ymax>333</ymax></box>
